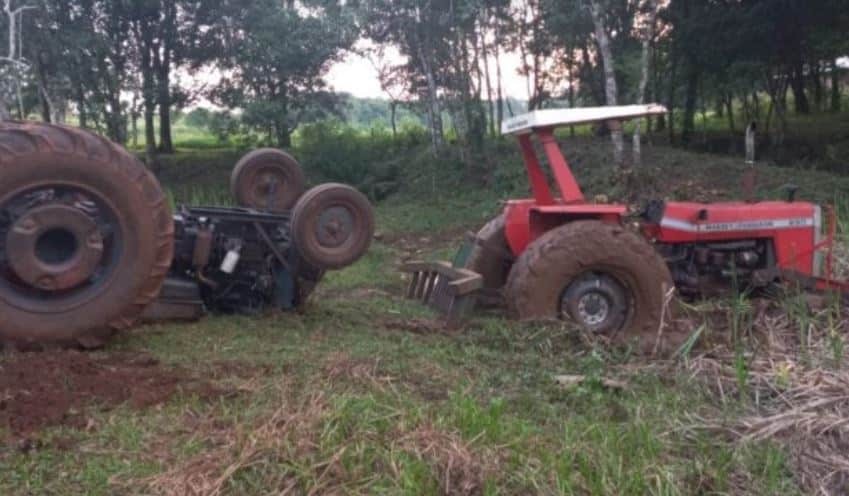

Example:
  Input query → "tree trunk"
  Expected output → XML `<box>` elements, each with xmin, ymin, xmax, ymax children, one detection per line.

<box><xmin>4</xmin><ymin>0</ymin><xmax>31</xmax><ymax>120</ymax></box>
<box><xmin>725</xmin><ymin>93</ymin><xmax>735</xmax><ymax>134</ymax></box>
<box><xmin>417</xmin><ymin>43</ymin><xmax>444</xmax><ymax>155</ymax></box>
<box><xmin>581</xmin><ymin>43</ymin><xmax>605</xmax><ymax>106</ymax></box>
<box><xmin>480</xmin><ymin>20</ymin><xmax>496</xmax><ymax>138</ymax></box>
<box><xmin>389</xmin><ymin>100</ymin><xmax>397</xmax><ymax>138</ymax></box>
<box><xmin>633</xmin><ymin>1</ymin><xmax>656</xmax><ymax>167</ymax></box>
<box><xmin>75</xmin><ymin>83</ymin><xmax>87</xmax><ymax>128</ymax></box>
<box><xmin>35</xmin><ymin>53</ymin><xmax>53</xmax><ymax>123</ymax></box>
<box><xmin>107</xmin><ymin>91</ymin><xmax>126</xmax><ymax>143</ymax></box>
<box><xmin>142</xmin><ymin>66</ymin><xmax>157</xmax><ymax>157</ymax></box>
<box><xmin>812</xmin><ymin>62</ymin><xmax>823</xmax><ymax>111</ymax></box>
<box><xmin>665</xmin><ymin>51</ymin><xmax>677</xmax><ymax>141</ymax></box>
<box><xmin>681</xmin><ymin>64</ymin><xmax>699</xmax><ymax>145</ymax></box>
<box><xmin>590</xmin><ymin>0</ymin><xmax>623</xmax><ymax>166</ymax></box>
<box><xmin>275</xmin><ymin>124</ymin><xmax>291</xmax><ymax>148</ymax></box>
<box><xmin>131</xmin><ymin>90</ymin><xmax>140</xmax><ymax>148</ymax></box>
<box><xmin>567</xmin><ymin>56</ymin><xmax>575</xmax><ymax>137</ymax></box>
<box><xmin>764</xmin><ymin>70</ymin><xmax>788</xmax><ymax>147</ymax></box>
<box><xmin>494</xmin><ymin>36</ymin><xmax>504</xmax><ymax>127</ymax></box>
<box><xmin>156</xmin><ymin>55</ymin><xmax>174</xmax><ymax>153</ymax></box>
<box><xmin>157</xmin><ymin>2</ymin><xmax>176</xmax><ymax>154</ymax></box>
<box><xmin>633</xmin><ymin>35</ymin><xmax>651</xmax><ymax>166</ymax></box>
<box><xmin>137</xmin><ymin>17</ymin><xmax>157</xmax><ymax>158</ymax></box>
<box><xmin>790</xmin><ymin>62</ymin><xmax>810</xmax><ymax>114</ymax></box>
<box><xmin>832</xmin><ymin>59</ymin><xmax>841</xmax><ymax>112</ymax></box>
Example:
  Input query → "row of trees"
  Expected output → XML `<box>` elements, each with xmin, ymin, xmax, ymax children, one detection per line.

<box><xmin>1</xmin><ymin>0</ymin><xmax>847</xmax><ymax>166</ymax></box>
<box><xmin>2</xmin><ymin>0</ymin><xmax>354</xmax><ymax>157</ymax></box>
<box><xmin>360</xmin><ymin>0</ymin><xmax>848</xmax><ymax>165</ymax></box>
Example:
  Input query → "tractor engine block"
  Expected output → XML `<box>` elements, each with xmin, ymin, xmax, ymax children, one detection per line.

<box><xmin>658</xmin><ymin>239</ymin><xmax>772</xmax><ymax>299</ymax></box>
<box><xmin>153</xmin><ymin>206</ymin><xmax>322</xmax><ymax>319</ymax></box>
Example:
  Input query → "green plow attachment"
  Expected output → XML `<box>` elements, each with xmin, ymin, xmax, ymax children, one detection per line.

<box><xmin>400</xmin><ymin>235</ymin><xmax>483</xmax><ymax>327</ymax></box>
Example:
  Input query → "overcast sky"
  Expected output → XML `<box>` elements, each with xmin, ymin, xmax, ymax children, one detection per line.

<box><xmin>325</xmin><ymin>48</ymin><xmax>531</xmax><ymax>100</ymax></box>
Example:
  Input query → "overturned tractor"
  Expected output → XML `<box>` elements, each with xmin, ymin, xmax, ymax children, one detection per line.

<box><xmin>0</xmin><ymin>122</ymin><xmax>374</xmax><ymax>349</ymax></box>
<box><xmin>404</xmin><ymin>105</ymin><xmax>848</xmax><ymax>350</ymax></box>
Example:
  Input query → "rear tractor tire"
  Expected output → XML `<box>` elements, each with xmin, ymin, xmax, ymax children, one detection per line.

<box><xmin>291</xmin><ymin>183</ymin><xmax>375</xmax><ymax>270</ymax></box>
<box><xmin>463</xmin><ymin>214</ymin><xmax>513</xmax><ymax>307</ymax></box>
<box><xmin>0</xmin><ymin>122</ymin><xmax>174</xmax><ymax>350</ymax></box>
<box><xmin>231</xmin><ymin>148</ymin><xmax>306</xmax><ymax>212</ymax></box>
<box><xmin>505</xmin><ymin>221</ymin><xmax>672</xmax><ymax>352</ymax></box>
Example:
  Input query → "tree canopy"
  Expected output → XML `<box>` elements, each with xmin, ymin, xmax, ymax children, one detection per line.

<box><xmin>1</xmin><ymin>0</ymin><xmax>846</xmax><ymax>164</ymax></box>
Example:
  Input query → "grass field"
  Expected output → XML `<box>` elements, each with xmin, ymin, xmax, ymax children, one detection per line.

<box><xmin>2</xmin><ymin>128</ymin><xmax>849</xmax><ymax>495</ymax></box>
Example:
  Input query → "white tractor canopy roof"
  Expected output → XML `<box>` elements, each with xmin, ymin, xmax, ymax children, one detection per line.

<box><xmin>501</xmin><ymin>104</ymin><xmax>668</xmax><ymax>136</ymax></box>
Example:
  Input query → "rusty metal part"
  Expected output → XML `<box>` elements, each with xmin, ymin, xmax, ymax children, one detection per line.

<box><xmin>252</xmin><ymin>221</ymin><xmax>291</xmax><ymax>271</ymax></box>
<box><xmin>141</xmin><ymin>300</ymin><xmax>204</xmax><ymax>321</ymax></box>
<box><xmin>401</xmin><ymin>261</ymin><xmax>483</xmax><ymax>327</ymax></box>
<box><xmin>5</xmin><ymin>204</ymin><xmax>104</xmax><ymax>291</ymax></box>
<box><xmin>140</xmin><ymin>277</ymin><xmax>204</xmax><ymax>322</ymax></box>
<box><xmin>192</xmin><ymin>227</ymin><xmax>213</xmax><ymax>268</ymax></box>
<box><xmin>196</xmin><ymin>268</ymin><xmax>219</xmax><ymax>289</ymax></box>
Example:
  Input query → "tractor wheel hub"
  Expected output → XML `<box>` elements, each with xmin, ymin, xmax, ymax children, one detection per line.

<box><xmin>576</xmin><ymin>292</ymin><xmax>611</xmax><ymax>326</ymax></box>
<box><xmin>6</xmin><ymin>204</ymin><xmax>104</xmax><ymax>292</ymax></box>
<box><xmin>316</xmin><ymin>206</ymin><xmax>354</xmax><ymax>248</ymax></box>
<box><xmin>561</xmin><ymin>272</ymin><xmax>630</xmax><ymax>333</ymax></box>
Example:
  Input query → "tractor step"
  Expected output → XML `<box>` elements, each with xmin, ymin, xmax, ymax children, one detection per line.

<box><xmin>401</xmin><ymin>261</ymin><xmax>483</xmax><ymax>327</ymax></box>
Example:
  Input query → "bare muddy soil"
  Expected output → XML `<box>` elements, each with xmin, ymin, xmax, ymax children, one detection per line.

<box><xmin>0</xmin><ymin>350</ymin><xmax>217</xmax><ymax>438</ymax></box>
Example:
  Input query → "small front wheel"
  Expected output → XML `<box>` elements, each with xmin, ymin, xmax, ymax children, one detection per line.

<box><xmin>291</xmin><ymin>184</ymin><xmax>374</xmax><ymax>270</ymax></box>
<box><xmin>231</xmin><ymin>148</ymin><xmax>306</xmax><ymax>212</ymax></box>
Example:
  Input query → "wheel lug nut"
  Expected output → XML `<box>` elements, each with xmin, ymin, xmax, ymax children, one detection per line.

<box><xmin>14</xmin><ymin>218</ymin><xmax>38</xmax><ymax>234</ymax></box>
<box><xmin>37</xmin><ymin>276</ymin><xmax>56</xmax><ymax>290</ymax></box>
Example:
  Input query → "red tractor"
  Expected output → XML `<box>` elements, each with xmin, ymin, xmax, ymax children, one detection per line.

<box><xmin>404</xmin><ymin>105</ymin><xmax>847</xmax><ymax>348</ymax></box>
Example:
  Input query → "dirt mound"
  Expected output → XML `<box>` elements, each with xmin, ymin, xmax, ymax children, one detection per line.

<box><xmin>0</xmin><ymin>350</ymin><xmax>211</xmax><ymax>437</ymax></box>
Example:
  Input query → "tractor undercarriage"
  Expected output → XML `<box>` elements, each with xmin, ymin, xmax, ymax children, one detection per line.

<box><xmin>0</xmin><ymin>122</ymin><xmax>374</xmax><ymax>350</ymax></box>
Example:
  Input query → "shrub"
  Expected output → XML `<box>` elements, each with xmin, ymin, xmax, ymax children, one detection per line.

<box><xmin>207</xmin><ymin>111</ymin><xmax>240</xmax><ymax>144</ymax></box>
<box><xmin>184</xmin><ymin>108</ymin><xmax>212</xmax><ymax>129</ymax></box>
<box><xmin>295</xmin><ymin>120</ymin><xmax>402</xmax><ymax>200</ymax></box>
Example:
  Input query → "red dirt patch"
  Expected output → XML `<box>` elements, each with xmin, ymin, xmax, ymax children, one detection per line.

<box><xmin>0</xmin><ymin>350</ymin><xmax>214</xmax><ymax>437</ymax></box>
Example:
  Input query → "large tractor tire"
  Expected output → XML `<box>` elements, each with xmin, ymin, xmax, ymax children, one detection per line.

<box><xmin>231</xmin><ymin>148</ymin><xmax>306</xmax><ymax>213</ymax></box>
<box><xmin>0</xmin><ymin>122</ymin><xmax>174</xmax><ymax>349</ymax></box>
<box><xmin>464</xmin><ymin>214</ymin><xmax>513</xmax><ymax>307</ymax></box>
<box><xmin>291</xmin><ymin>183</ymin><xmax>374</xmax><ymax>270</ymax></box>
<box><xmin>505</xmin><ymin>220</ymin><xmax>672</xmax><ymax>352</ymax></box>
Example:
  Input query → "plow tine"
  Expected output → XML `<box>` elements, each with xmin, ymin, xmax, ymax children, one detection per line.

<box><xmin>412</xmin><ymin>271</ymin><xmax>424</xmax><ymax>298</ymax></box>
<box><xmin>407</xmin><ymin>272</ymin><xmax>420</xmax><ymax>299</ymax></box>
<box><xmin>423</xmin><ymin>272</ymin><xmax>437</xmax><ymax>302</ymax></box>
<box><xmin>400</xmin><ymin>261</ymin><xmax>483</xmax><ymax>326</ymax></box>
<box><xmin>416</xmin><ymin>272</ymin><xmax>429</xmax><ymax>299</ymax></box>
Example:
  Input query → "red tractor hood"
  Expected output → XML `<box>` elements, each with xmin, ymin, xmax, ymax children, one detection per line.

<box><xmin>644</xmin><ymin>200</ymin><xmax>821</xmax><ymax>275</ymax></box>
<box><xmin>645</xmin><ymin>201</ymin><xmax>819</xmax><ymax>241</ymax></box>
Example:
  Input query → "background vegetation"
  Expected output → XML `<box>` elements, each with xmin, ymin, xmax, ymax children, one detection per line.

<box><xmin>1</xmin><ymin>0</ymin><xmax>846</xmax><ymax>172</ymax></box>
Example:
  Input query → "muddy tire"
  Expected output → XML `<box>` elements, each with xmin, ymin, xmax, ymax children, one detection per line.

<box><xmin>464</xmin><ymin>214</ymin><xmax>513</xmax><ymax>306</ymax></box>
<box><xmin>231</xmin><ymin>148</ymin><xmax>306</xmax><ymax>212</ymax></box>
<box><xmin>291</xmin><ymin>183</ymin><xmax>374</xmax><ymax>270</ymax></box>
<box><xmin>505</xmin><ymin>221</ymin><xmax>672</xmax><ymax>351</ymax></box>
<box><xmin>0</xmin><ymin>122</ymin><xmax>174</xmax><ymax>349</ymax></box>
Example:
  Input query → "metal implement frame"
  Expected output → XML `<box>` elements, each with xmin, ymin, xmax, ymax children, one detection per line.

<box><xmin>401</xmin><ymin>261</ymin><xmax>483</xmax><ymax>327</ymax></box>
